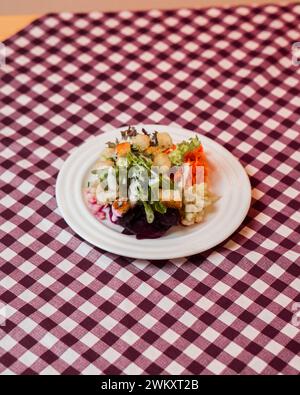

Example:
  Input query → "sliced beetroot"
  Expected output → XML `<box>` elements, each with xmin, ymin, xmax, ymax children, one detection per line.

<box><xmin>115</xmin><ymin>206</ymin><xmax>180</xmax><ymax>239</ymax></box>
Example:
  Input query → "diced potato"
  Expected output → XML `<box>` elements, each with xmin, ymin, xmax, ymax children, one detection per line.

<box><xmin>180</xmin><ymin>183</ymin><xmax>217</xmax><ymax>226</ymax></box>
<box><xmin>157</xmin><ymin>132</ymin><xmax>173</xmax><ymax>149</ymax></box>
<box><xmin>153</xmin><ymin>153</ymin><xmax>171</xmax><ymax>169</ymax></box>
<box><xmin>132</xmin><ymin>134</ymin><xmax>150</xmax><ymax>151</ymax></box>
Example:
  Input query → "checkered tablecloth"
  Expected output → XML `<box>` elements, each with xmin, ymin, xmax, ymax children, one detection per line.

<box><xmin>1</xmin><ymin>3</ymin><xmax>300</xmax><ymax>375</ymax></box>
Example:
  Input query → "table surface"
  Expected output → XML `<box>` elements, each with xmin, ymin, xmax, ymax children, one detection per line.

<box><xmin>0</xmin><ymin>2</ymin><xmax>299</xmax><ymax>375</ymax></box>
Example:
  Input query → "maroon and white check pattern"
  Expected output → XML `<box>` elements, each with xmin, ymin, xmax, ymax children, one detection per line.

<box><xmin>1</xmin><ymin>3</ymin><xmax>300</xmax><ymax>374</ymax></box>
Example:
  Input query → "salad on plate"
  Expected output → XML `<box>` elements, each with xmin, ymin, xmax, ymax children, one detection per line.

<box><xmin>85</xmin><ymin>126</ymin><xmax>217</xmax><ymax>239</ymax></box>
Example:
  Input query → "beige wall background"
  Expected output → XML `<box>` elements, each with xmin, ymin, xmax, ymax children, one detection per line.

<box><xmin>0</xmin><ymin>0</ymin><xmax>286</xmax><ymax>15</ymax></box>
<box><xmin>0</xmin><ymin>0</ymin><xmax>289</xmax><ymax>41</ymax></box>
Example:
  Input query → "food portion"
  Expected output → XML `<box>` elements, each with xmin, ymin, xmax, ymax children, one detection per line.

<box><xmin>85</xmin><ymin>127</ymin><xmax>217</xmax><ymax>239</ymax></box>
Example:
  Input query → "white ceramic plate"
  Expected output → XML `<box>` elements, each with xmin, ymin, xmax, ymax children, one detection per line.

<box><xmin>56</xmin><ymin>125</ymin><xmax>251</xmax><ymax>260</ymax></box>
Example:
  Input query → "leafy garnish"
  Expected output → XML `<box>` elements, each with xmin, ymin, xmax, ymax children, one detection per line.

<box><xmin>151</xmin><ymin>131</ymin><xmax>158</xmax><ymax>146</ymax></box>
<box><xmin>106</xmin><ymin>141</ymin><xmax>116</xmax><ymax>148</ymax></box>
<box><xmin>169</xmin><ymin>136</ymin><xmax>201</xmax><ymax>165</ymax></box>
<box><xmin>143</xmin><ymin>202</ymin><xmax>154</xmax><ymax>223</ymax></box>
<box><xmin>127</xmin><ymin>151</ymin><xmax>152</xmax><ymax>170</ymax></box>
<box><xmin>160</xmin><ymin>173</ymin><xmax>175</xmax><ymax>190</ymax></box>
<box><xmin>120</xmin><ymin>125</ymin><xmax>137</xmax><ymax>140</ymax></box>
<box><xmin>153</xmin><ymin>201</ymin><xmax>167</xmax><ymax>214</ymax></box>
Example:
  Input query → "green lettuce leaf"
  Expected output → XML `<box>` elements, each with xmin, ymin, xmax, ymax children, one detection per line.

<box><xmin>143</xmin><ymin>202</ymin><xmax>155</xmax><ymax>223</ymax></box>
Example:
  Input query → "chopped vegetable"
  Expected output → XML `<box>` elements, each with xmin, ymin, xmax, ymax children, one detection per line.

<box><xmin>143</xmin><ymin>202</ymin><xmax>155</xmax><ymax>223</ymax></box>
<box><xmin>151</xmin><ymin>131</ymin><xmax>158</xmax><ymax>146</ymax></box>
<box><xmin>184</xmin><ymin>145</ymin><xmax>207</xmax><ymax>184</ymax></box>
<box><xmin>132</xmin><ymin>134</ymin><xmax>150</xmax><ymax>151</ymax></box>
<box><xmin>106</xmin><ymin>141</ymin><xmax>116</xmax><ymax>148</ymax></box>
<box><xmin>157</xmin><ymin>132</ymin><xmax>173</xmax><ymax>149</ymax></box>
<box><xmin>121</xmin><ymin>125</ymin><xmax>137</xmax><ymax>139</ymax></box>
<box><xmin>153</xmin><ymin>201</ymin><xmax>167</xmax><ymax>214</ymax></box>
<box><xmin>116</xmin><ymin>142</ymin><xmax>131</xmax><ymax>157</ymax></box>
<box><xmin>153</xmin><ymin>153</ymin><xmax>171</xmax><ymax>170</ymax></box>
<box><xmin>163</xmin><ymin>144</ymin><xmax>176</xmax><ymax>154</ymax></box>
<box><xmin>169</xmin><ymin>136</ymin><xmax>201</xmax><ymax>165</ymax></box>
